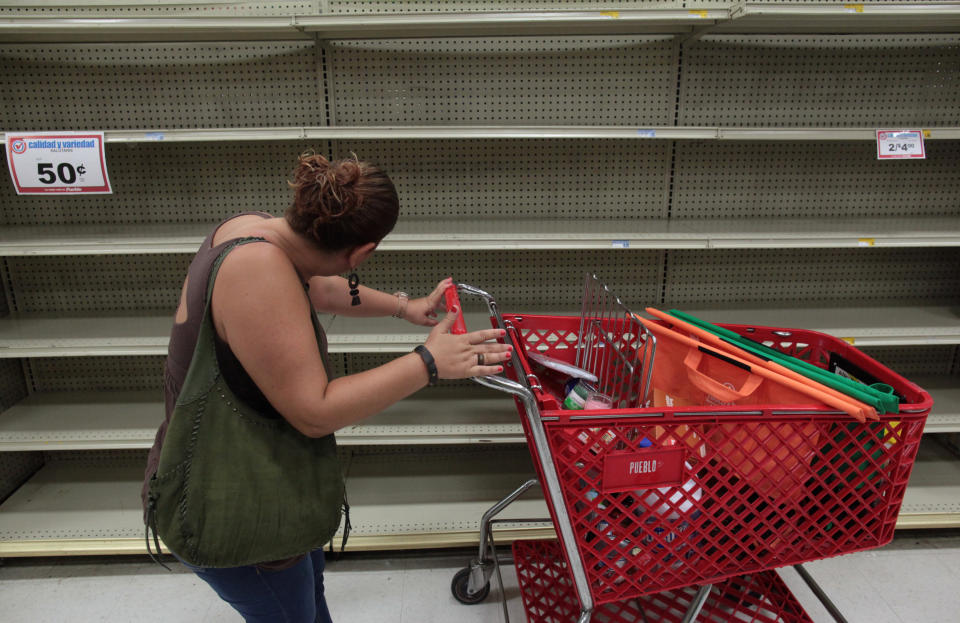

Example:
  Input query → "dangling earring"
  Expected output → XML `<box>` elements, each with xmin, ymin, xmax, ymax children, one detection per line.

<box><xmin>348</xmin><ymin>272</ymin><xmax>361</xmax><ymax>306</ymax></box>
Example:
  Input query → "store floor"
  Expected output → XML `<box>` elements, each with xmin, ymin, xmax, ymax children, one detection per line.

<box><xmin>2</xmin><ymin>533</ymin><xmax>959</xmax><ymax>623</ymax></box>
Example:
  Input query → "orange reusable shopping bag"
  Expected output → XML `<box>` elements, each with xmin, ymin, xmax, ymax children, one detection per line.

<box><xmin>640</xmin><ymin>318</ymin><xmax>822</xmax><ymax>501</ymax></box>
<box><xmin>645</xmin><ymin>308</ymin><xmax>875</xmax><ymax>422</ymax></box>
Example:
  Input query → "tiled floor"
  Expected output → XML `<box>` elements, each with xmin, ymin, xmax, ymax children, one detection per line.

<box><xmin>2</xmin><ymin>533</ymin><xmax>959</xmax><ymax>622</ymax></box>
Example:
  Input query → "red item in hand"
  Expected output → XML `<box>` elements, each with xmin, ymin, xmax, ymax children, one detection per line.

<box><xmin>444</xmin><ymin>284</ymin><xmax>467</xmax><ymax>334</ymax></box>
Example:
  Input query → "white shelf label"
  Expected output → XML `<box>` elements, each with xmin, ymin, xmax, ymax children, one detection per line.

<box><xmin>6</xmin><ymin>132</ymin><xmax>111</xmax><ymax>194</ymax></box>
<box><xmin>876</xmin><ymin>130</ymin><xmax>925</xmax><ymax>160</ymax></box>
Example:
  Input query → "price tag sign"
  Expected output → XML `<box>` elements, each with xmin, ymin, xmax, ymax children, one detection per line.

<box><xmin>6</xmin><ymin>131</ymin><xmax>112</xmax><ymax>194</ymax></box>
<box><xmin>876</xmin><ymin>130</ymin><xmax>925</xmax><ymax>160</ymax></box>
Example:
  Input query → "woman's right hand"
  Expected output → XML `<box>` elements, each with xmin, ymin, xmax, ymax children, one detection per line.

<box><xmin>423</xmin><ymin>307</ymin><xmax>513</xmax><ymax>379</ymax></box>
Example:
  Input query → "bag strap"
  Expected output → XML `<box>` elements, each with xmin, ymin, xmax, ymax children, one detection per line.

<box><xmin>145</xmin><ymin>492</ymin><xmax>171</xmax><ymax>571</ymax></box>
<box><xmin>204</xmin><ymin>236</ymin><xmax>326</xmax><ymax>358</ymax></box>
<box><xmin>204</xmin><ymin>237</ymin><xmax>267</xmax><ymax>303</ymax></box>
<box><xmin>683</xmin><ymin>346</ymin><xmax>764</xmax><ymax>402</ymax></box>
<box><xmin>175</xmin><ymin>237</ymin><xmax>268</xmax><ymax>404</ymax></box>
<box><xmin>330</xmin><ymin>498</ymin><xmax>351</xmax><ymax>558</ymax></box>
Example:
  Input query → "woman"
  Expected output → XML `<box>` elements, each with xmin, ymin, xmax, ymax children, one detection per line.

<box><xmin>143</xmin><ymin>153</ymin><xmax>511</xmax><ymax>622</ymax></box>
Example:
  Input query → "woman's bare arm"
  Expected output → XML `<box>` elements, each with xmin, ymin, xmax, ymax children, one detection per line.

<box><xmin>306</xmin><ymin>275</ymin><xmax>449</xmax><ymax>327</ymax></box>
<box><xmin>212</xmin><ymin>244</ymin><xmax>509</xmax><ymax>437</ymax></box>
<box><xmin>306</xmin><ymin>275</ymin><xmax>402</xmax><ymax>318</ymax></box>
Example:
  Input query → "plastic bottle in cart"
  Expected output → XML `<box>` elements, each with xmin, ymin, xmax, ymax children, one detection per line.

<box><xmin>563</xmin><ymin>379</ymin><xmax>595</xmax><ymax>410</ymax></box>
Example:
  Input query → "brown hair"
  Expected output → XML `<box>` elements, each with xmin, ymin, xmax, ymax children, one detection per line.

<box><xmin>286</xmin><ymin>153</ymin><xmax>399</xmax><ymax>251</ymax></box>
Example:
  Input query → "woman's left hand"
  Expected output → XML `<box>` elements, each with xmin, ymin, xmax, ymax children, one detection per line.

<box><xmin>404</xmin><ymin>277</ymin><xmax>453</xmax><ymax>327</ymax></box>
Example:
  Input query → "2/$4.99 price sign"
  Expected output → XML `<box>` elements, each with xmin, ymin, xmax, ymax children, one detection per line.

<box><xmin>6</xmin><ymin>131</ymin><xmax>112</xmax><ymax>194</ymax></box>
<box><xmin>876</xmin><ymin>129</ymin><xmax>926</xmax><ymax>160</ymax></box>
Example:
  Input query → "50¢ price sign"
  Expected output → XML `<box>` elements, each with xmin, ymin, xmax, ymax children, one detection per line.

<box><xmin>6</xmin><ymin>132</ymin><xmax>112</xmax><ymax>194</ymax></box>
<box><xmin>876</xmin><ymin>129</ymin><xmax>926</xmax><ymax>160</ymax></box>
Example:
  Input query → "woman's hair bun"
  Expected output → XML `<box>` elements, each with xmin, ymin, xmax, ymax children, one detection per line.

<box><xmin>286</xmin><ymin>152</ymin><xmax>399</xmax><ymax>251</ymax></box>
<box><xmin>291</xmin><ymin>153</ymin><xmax>361</xmax><ymax>224</ymax></box>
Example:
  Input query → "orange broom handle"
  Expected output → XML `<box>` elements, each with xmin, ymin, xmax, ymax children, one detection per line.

<box><xmin>637</xmin><ymin>313</ymin><xmax>870</xmax><ymax>423</ymax></box>
<box><xmin>643</xmin><ymin>308</ymin><xmax>877</xmax><ymax>422</ymax></box>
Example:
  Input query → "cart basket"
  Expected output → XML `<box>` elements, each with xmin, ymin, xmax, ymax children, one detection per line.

<box><xmin>513</xmin><ymin>538</ymin><xmax>814</xmax><ymax>623</ymax></box>
<box><xmin>500</xmin><ymin>312</ymin><xmax>931</xmax><ymax>607</ymax></box>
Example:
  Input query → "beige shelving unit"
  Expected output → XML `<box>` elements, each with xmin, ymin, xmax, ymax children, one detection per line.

<box><xmin>1</xmin><ymin>0</ymin><xmax>958</xmax><ymax>557</ymax></box>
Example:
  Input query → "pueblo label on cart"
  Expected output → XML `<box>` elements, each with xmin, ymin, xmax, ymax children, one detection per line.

<box><xmin>601</xmin><ymin>447</ymin><xmax>685</xmax><ymax>493</ymax></box>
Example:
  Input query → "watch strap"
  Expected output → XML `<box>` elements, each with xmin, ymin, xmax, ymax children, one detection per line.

<box><xmin>413</xmin><ymin>345</ymin><xmax>438</xmax><ymax>386</ymax></box>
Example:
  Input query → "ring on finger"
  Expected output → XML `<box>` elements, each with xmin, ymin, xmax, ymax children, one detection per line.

<box><xmin>477</xmin><ymin>353</ymin><xmax>484</xmax><ymax>366</ymax></box>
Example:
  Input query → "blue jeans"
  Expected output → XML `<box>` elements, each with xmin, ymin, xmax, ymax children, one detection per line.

<box><xmin>176</xmin><ymin>549</ymin><xmax>334</xmax><ymax>623</ymax></box>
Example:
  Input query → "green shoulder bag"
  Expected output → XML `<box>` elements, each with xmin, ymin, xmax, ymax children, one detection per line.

<box><xmin>147</xmin><ymin>238</ymin><xmax>346</xmax><ymax>568</ymax></box>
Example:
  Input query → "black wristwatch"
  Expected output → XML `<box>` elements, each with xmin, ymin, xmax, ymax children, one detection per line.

<box><xmin>413</xmin><ymin>345</ymin><xmax>438</xmax><ymax>386</ymax></box>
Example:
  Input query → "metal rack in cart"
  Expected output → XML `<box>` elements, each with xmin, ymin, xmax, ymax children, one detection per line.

<box><xmin>450</xmin><ymin>276</ymin><xmax>933</xmax><ymax>623</ymax></box>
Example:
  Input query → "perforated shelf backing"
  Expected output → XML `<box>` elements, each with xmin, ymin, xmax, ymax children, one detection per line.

<box><xmin>0</xmin><ymin>42</ymin><xmax>324</xmax><ymax>132</ymax></box>
<box><xmin>0</xmin><ymin>0</ymin><xmax>940</xmax><ymax>18</ymax></box>
<box><xmin>330</xmin><ymin>139</ymin><xmax>671</xmax><ymax>219</ymax></box>
<box><xmin>664</xmin><ymin>247</ymin><xmax>960</xmax><ymax>307</ymax></box>
<box><xmin>0</xmin><ymin>451</ymin><xmax>42</xmax><ymax>503</ymax></box>
<box><xmin>326</xmin><ymin>36</ymin><xmax>677</xmax><ymax>126</ymax></box>
<box><xmin>672</xmin><ymin>141</ymin><xmax>960</xmax><ymax>220</ymax></box>
<box><xmin>21</xmin><ymin>352</ymin><xmax>346</xmax><ymax>394</ymax></box>
<box><xmin>0</xmin><ymin>142</ymin><xmax>300</xmax><ymax>227</ymax></box>
<box><xmin>8</xmin><ymin>345</ymin><xmax>951</xmax><ymax>406</ymax></box>
<box><xmin>680</xmin><ymin>35</ymin><xmax>960</xmax><ymax>127</ymax></box>
<box><xmin>7</xmin><ymin>248</ymin><xmax>960</xmax><ymax>314</ymax></box>
<box><xmin>326</xmin><ymin>0</ymin><xmax>942</xmax><ymax>12</ymax></box>
<box><xmin>0</xmin><ymin>359</ymin><xmax>27</xmax><ymax>410</ymax></box>
<box><xmin>0</xmin><ymin>140</ymin><xmax>674</xmax><ymax>226</ymax></box>
<box><xmin>26</xmin><ymin>356</ymin><xmax>163</xmax><ymax>393</ymax></box>
<box><xmin>328</xmin><ymin>0</ymin><xmax>683</xmax><ymax>12</ymax></box>
<box><xmin>0</xmin><ymin>2</ymin><xmax>318</xmax><ymax>18</ymax></box>
<box><xmin>4</xmin><ymin>255</ymin><xmax>190</xmax><ymax>314</ymax></box>
<box><xmin>0</xmin><ymin>260</ymin><xmax>9</xmax><ymax>315</ymax></box>
<box><xmin>861</xmin><ymin>345</ymin><xmax>960</xmax><ymax>378</ymax></box>
<box><xmin>3</xmin><ymin>249</ymin><xmax>665</xmax><ymax>313</ymax></box>
<box><xmin>41</xmin><ymin>449</ymin><xmax>147</xmax><ymax>467</ymax></box>
<box><xmin>2</xmin><ymin>139</ymin><xmax>956</xmax><ymax>227</ymax></box>
<box><xmin>359</xmin><ymin>249</ymin><xmax>665</xmax><ymax>309</ymax></box>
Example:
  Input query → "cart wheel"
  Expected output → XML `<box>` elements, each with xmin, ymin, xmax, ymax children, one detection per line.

<box><xmin>451</xmin><ymin>567</ymin><xmax>490</xmax><ymax>605</ymax></box>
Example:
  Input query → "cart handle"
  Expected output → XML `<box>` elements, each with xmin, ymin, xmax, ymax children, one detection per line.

<box><xmin>449</xmin><ymin>283</ymin><xmax>538</xmax><ymax>401</ymax></box>
<box><xmin>452</xmin><ymin>283</ymin><xmax>595</xmax><ymax>617</ymax></box>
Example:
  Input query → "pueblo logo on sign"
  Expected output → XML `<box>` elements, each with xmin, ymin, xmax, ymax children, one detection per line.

<box><xmin>601</xmin><ymin>448</ymin><xmax>685</xmax><ymax>493</ymax></box>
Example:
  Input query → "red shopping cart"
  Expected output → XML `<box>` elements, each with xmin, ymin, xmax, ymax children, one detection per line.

<box><xmin>512</xmin><ymin>539</ymin><xmax>814</xmax><ymax>623</ymax></box>
<box><xmin>450</xmin><ymin>276</ymin><xmax>932</xmax><ymax>623</ymax></box>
